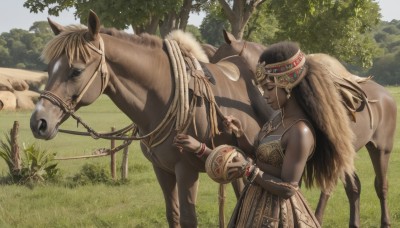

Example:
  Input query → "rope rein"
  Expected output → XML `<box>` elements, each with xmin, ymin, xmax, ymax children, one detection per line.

<box><xmin>40</xmin><ymin>36</ymin><xmax>225</xmax><ymax>154</ymax></box>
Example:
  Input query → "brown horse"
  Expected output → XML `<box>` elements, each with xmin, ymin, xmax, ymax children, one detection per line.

<box><xmin>212</xmin><ymin>30</ymin><xmax>397</xmax><ymax>228</ymax></box>
<box><xmin>201</xmin><ymin>43</ymin><xmax>218</xmax><ymax>60</ymax></box>
<box><xmin>29</xmin><ymin>11</ymin><xmax>274</xmax><ymax>227</ymax></box>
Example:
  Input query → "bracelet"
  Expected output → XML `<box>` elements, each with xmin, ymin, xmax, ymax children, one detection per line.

<box><xmin>249</xmin><ymin>167</ymin><xmax>260</xmax><ymax>183</ymax></box>
<box><xmin>194</xmin><ymin>142</ymin><xmax>203</xmax><ymax>154</ymax></box>
<box><xmin>244</xmin><ymin>164</ymin><xmax>255</xmax><ymax>178</ymax></box>
<box><xmin>196</xmin><ymin>143</ymin><xmax>206</xmax><ymax>158</ymax></box>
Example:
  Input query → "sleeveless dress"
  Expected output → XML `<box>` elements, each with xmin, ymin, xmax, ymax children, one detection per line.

<box><xmin>228</xmin><ymin>120</ymin><xmax>321</xmax><ymax>228</ymax></box>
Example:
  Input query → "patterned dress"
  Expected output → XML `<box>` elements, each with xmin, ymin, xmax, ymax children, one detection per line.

<box><xmin>228</xmin><ymin>120</ymin><xmax>320</xmax><ymax>228</ymax></box>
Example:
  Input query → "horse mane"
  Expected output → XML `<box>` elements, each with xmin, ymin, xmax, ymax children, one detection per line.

<box><xmin>41</xmin><ymin>25</ymin><xmax>164</xmax><ymax>65</ymax></box>
<box><xmin>41</xmin><ymin>25</ymin><xmax>91</xmax><ymax>65</ymax></box>
<box><xmin>166</xmin><ymin>30</ymin><xmax>209</xmax><ymax>63</ymax></box>
<box><xmin>100</xmin><ymin>27</ymin><xmax>163</xmax><ymax>49</ymax></box>
<box><xmin>42</xmin><ymin>25</ymin><xmax>207</xmax><ymax>64</ymax></box>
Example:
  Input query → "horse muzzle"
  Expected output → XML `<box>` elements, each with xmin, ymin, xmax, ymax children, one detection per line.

<box><xmin>30</xmin><ymin>100</ymin><xmax>64</xmax><ymax>140</ymax></box>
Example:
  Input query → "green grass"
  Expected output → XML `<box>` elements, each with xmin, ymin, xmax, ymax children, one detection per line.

<box><xmin>0</xmin><ymin>86</ymin><xmax>399</xmax><ymax>227</ymax></box>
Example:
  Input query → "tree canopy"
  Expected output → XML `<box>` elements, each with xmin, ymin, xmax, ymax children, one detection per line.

<box><xmin>1</xmin><ymin>1</ymin><xmax>397</xmax><ymax>83</ymax></box>
<box><xmin>0</xmin><ymin>21</ymin><xmax>53</xmax><ymax>70</ymax></box>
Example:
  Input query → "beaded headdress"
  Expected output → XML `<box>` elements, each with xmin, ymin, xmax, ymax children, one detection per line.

<box><xmin>255</xmin><ymin>50</ymin><xmax>307</xmax><ymax>89</ymax></box>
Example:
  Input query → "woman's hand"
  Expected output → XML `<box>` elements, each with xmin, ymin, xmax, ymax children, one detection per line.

<box><xmin>226</xmin><ymin>152</ymin><xmax>250</xmax><ymax>180</ymax></box>
<box><xmin>223</xmin><ymin>115</ymin><xmax>244</xmax><ymax>137</ymax></box>
<box><xmin>173</xmin><ymin>133</ymin><xmax>202</xmax><ymax>153</ymax></box>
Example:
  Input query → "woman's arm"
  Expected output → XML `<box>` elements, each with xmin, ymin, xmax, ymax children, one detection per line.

<box><xmin>173</xmin><ymin>134</ymin><xmax>212</xmax><ymax>162</ymax></box>
<box><xmin>223</xmin><ymin>115</ymin><xmax>255</xmax><ymax>156</ymax></box>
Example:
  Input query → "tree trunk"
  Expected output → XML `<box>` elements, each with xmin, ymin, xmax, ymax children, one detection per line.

<box><xmin>218</xmin><ymin>0</ymin><xmax>266</xmax><ymax>39</ymax></box>
<box><xmin>178</xmin><ymin>0</ymin><xmax>193</xmax><ymax>30</ymax></box>
<box><xmin>133</xmin><ymin>15</ymin><xmax>160</xmax><ymax>34</ymax></box>
<box><xmin>160</xmin><ymin>12</ymin><xmax>178</xmax><ymax>37</ymax></box>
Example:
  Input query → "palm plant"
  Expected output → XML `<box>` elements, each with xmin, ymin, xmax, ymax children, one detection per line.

<box><xmin>0</xmin><ymin>132</ymin><xmax>59</xmax><ymax>184</ymax></box>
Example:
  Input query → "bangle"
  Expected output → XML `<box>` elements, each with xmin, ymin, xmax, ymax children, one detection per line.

<box><xmin>196</xmin><ymin>143</ymin><xmax>206</xmax><ymax>158</ymax></box>
<box><xmin>249</xmin><ymin>167</ymin><xmax>260</xmax><ymax>183</ymax></box>
<box><xmin>194</xmin><ymin>142</ymin><xmax>202</xmax><ymax>154</ymax></box>
<box><xmin>244</xmin><ymin>164</ymin><xmax>255</xmax><ymax>178</ymax></box>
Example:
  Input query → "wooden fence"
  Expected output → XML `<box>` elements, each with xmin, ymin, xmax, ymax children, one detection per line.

<box><xmin>9</xmin><ymin>121</ymin><xmax>130</xmax><ymax>180</ymax></box>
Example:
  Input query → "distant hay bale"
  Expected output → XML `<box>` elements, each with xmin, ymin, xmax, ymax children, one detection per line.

<box><xmin>0</xmin><ymin>91</ymin><xmax>17</xmax><ymax>110</ymax></box>
<box><xmin>8</xmin><ymin>78</ymin><xmax>29</xmax><ymax>91</ymax></box>
<box><xmin>0</xmin><ymin>77</ymin><xmax>13</xmax><ymax>91</ymax></box>
<box><xmin>14</xmin><ymin>90</ymin><xmax>40</xmax><ymax>110</ymax></box>
<box><xmin>0</xmin><ymin>67</ymin><xmax>46</xmax><ymax>110</ymax></box>
<box><xmin>0</xmin><ymin>67</ymin><xmax>48</xmax><ymax>92</ymax></box>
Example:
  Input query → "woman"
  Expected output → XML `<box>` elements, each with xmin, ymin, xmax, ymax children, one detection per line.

<box><xmin>173</xmin><ymin>41</ymin><xmax>356</xmax><ymax>227</ymax></box>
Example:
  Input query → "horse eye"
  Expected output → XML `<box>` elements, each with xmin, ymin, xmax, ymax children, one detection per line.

<box><xmin>70</xmin><ymin>68</ymin><xmax>83</xmax><ymax>78</ymax></box>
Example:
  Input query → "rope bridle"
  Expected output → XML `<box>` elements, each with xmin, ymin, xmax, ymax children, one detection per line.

<box><xmin>40</xmin><ymin>37</ymin><xmax>108</xmax><ymax>115</ymax></box>
<box><xmin>39</xmin><ymin>37</ymin><xmax>143</xmax><ymax>145</ymax></box>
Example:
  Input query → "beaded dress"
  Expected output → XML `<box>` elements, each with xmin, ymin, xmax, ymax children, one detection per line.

<box><xmin>228</xmin><ymin>119</ymin><xmax>320</xmax><ymax>228</ymax></box>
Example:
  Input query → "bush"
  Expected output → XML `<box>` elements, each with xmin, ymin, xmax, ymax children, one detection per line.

<box><xmin>69</xmin><ymin>163</ymin><xmax>112</xmax><ymax>186</ymax></box>
<box><xmin>0</xmin><ymin>132</ymin><xmax>60</xmax><ymax>184</ymax></box>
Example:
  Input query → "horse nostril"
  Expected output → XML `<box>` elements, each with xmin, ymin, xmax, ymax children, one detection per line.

<box><xmin>38</xmin><ymin>119</ymin><xmax>47</xmax><ymax>133</ymax></box>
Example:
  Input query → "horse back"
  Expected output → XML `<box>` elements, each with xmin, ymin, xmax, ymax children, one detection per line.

<box><xmin>192</xmin><ymin>56</ymin><xmax>273</xmax><ymax>145</ymax></box>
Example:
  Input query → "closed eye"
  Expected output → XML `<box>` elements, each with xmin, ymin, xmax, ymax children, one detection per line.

<box><xmin>70</xmin><ymin>68</ymin><xmax>83</xmax><ymax>78</ymax></box>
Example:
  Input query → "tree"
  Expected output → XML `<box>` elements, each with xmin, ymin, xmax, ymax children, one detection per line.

<box><xmin>23</xmin><ymin>0</ymin><xmax>207</xmax><ymax>36</ymax></box>
<box><xmin>268</xmin><ymin>0</ymin><xmax>381</xmax><ymax>67</ymax></box>
<box><xmin>241</xmin><ymin>2</ymin><xmax>278</xmax><ymax>45</ymax></box>
<box><xmin>199</xmin><ymin>11</ymin><xmax>229</xmax><ymax>46</ymax></box>
<box><xmin>0</xmin><ymin>23</ymin><xmax>52</xmax><ymax>70</ymax></box>
<box><xmin>216</xmin><ymin>0</ymin><xmax>267</xmax><ymax>39</ymax></box>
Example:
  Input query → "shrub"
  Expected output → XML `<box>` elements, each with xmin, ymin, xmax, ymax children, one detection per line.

<box><xmin>70</xmin><ymin>163</ymin><xmax>112</xmax><ymax>186</ymax></box>
<box><xmin>0</xmin><ymin>132</ymin><xmax>60</xmax><ymax>184</ymax></box>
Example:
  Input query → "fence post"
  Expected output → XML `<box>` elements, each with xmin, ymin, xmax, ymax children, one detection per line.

<box><xmin>11</xmin><ymin>121</ymin><xmax>21</xmax><ymax>173</ymax></box>
<box><xmin>121</xmin><ymin>143</ymin><xmax>129</xmax><ymax>180</ymax></box>
<box><xmin>110</xmin><ymin>127</ymin><xmax>116</xmax><ymax>180</ymax></box>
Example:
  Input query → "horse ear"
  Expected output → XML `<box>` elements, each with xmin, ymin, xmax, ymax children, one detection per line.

<box><xmin>47</xmin><ymin>18</ymin><xmax>65</xmax><ymax>35</ymax></box>
<box><xmin>87</xmin><ymin>10</ymin><xmax>100</xmax><ymax>40</ymax></box>
<box><xmin>223</xmin><ymin>29</ymin><xmax>236</xmax><ymax>45</ymax></box>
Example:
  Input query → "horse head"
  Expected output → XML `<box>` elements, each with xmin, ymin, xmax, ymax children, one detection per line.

<box><xmin>211</xmin><ymin>29</ymin><xmax>266</xmax><ymax>73</ymax></box>
<box><xmin>30</xmin><ymin>11</ymin><xmax>108</xmax><ymax>140</ymax></box>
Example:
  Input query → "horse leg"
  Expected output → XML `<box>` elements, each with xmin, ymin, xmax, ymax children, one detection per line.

<box><xmin>176</xmin><ymin>161</ymin><xmax>199</xmax><ymax>228</ymax></box>
<box><xmin>366</xmin><ymin>143</ymin><xmax>391</xmax><ymax>227</ymax></box>
<box><xmin>315</xmin><ymin>191</ymin><xmax>331</xmax><ymax>225</ymax></box>
<box><xmin>344</xmin><ymin>173</ymin><xmax>361</xmax><ymax>228</ymax></box>
<box><xmin>153</xmin><ymin>165</ymin><xmax>180</xmax><ymax>228</ymax></box>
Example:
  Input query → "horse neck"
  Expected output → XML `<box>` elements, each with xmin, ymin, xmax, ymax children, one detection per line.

<box><xmin>101</xmin><ymin>35</ymin><xmax>173</xmax><ymax>131</ymax></box>
<box><xmin>243</xmin><ymin>42</ymin><xmax>266</xmax><ymax>72</ymax></box>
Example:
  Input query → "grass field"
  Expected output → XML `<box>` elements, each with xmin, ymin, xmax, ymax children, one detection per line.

<box><xmin>0</xmin><ymin>87</ymin><xmax>399</xmax><ymax>227</ymax></box>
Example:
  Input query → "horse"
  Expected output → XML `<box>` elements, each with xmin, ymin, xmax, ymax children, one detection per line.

<box><xmin>29</xmin><ymin>11</ymin><xmax>275</xmax><ymax>227</ymax></box>
<box><xmin>211</xmin><ymin>29</ymin><xmax>397</xmax><ymax>228</ymax></box>
<box><xmin>201</xmin><ymin>43</ymin><xmax>218</xmax><ymax>60</ymax></box>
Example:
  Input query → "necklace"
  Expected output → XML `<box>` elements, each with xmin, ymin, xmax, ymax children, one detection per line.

<box><xmin>262</xmin><ymin>113</ymin><xmax>283</xmax><ymax>136</ymax></box>
<box><xmin>264</xmin><ymin>119</ymin><xmax>282</xmax><ymax>135</ymax></box>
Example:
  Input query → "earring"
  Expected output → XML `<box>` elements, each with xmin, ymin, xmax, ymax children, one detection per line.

<box><xmin>285</xmin><ymin>88</ymin><xmax>291</xmax><ymax>99</ymax></box>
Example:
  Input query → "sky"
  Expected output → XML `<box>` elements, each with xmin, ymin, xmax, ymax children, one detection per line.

<box><xmin>0</xmin><ymin>0</ymin><xmax>398</xmax><ymax>33</ymax></box>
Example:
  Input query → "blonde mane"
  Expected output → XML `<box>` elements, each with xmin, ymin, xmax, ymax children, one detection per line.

<box><xmin>166</xmin><ymin>30</ymin><xmax>209</xmax><ymax>63</ymax></box>
<box><xmin>41</xmin><ymin>25</ymin><xmax>166</xmax><ymax>65</ymax></box>
<box><xmin>41</xmin><ymin>25</ymin><xmax>92</xmax><ymax>65</ymax></box>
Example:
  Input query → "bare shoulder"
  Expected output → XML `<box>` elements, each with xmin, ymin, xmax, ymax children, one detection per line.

<box><xmin>283</xmin><ymin>120</ymin><xmax>315</xmax><ymax>157</ymax></box>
